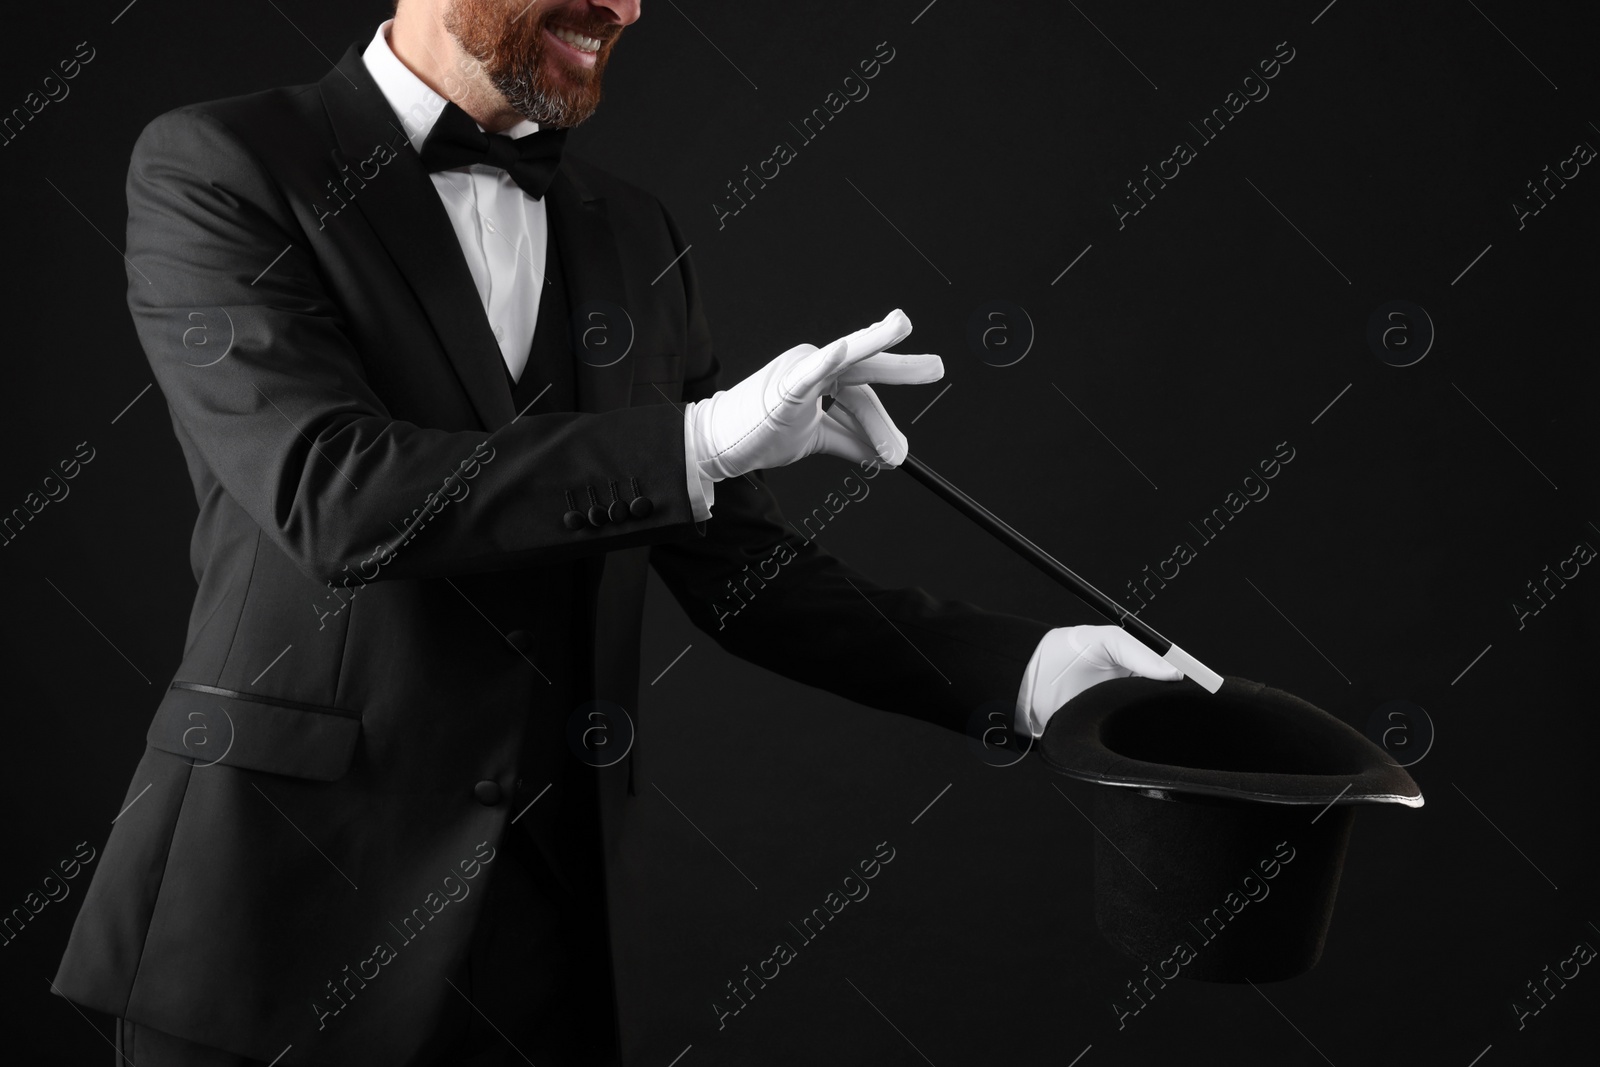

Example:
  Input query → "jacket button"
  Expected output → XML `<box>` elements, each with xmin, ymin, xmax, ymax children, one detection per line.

<box><xmin>587</xmin><ymin>504</ymin><xmax>608</xmax><ymax>527</ymax></box>
<box><xmin>474</xmin><ymin>780</ymin><xmax>503</xmax><ymax>805</ymax></box>
<box><xmin>607</xmin><ymin>499</ymin><xmax>630</xmax><ymax>523</ymax></box>
<box><xmin>629</xmin><ymin>495</ymin><xmax>653</xmax><ymax>518</ymax></box>
<box><xmin>506</xmin><ymin>629</ymin><xmax>534</xmax><ymax>654</ymax></box>
<box><xmin>563</xmin><ymin>510</ymin><xmax>586</xmax><ymax>530</ymax></box>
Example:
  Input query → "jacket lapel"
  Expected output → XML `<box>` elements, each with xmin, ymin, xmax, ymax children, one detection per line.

<box><xmin>319</xmin><ymin>43</ymin><xmax>640</xmax><ymax>426</ymax></box>
<box><xmin>542</xmin><ymin>167</ymin><xmax>638</xmax><ymax>415</ymax></box>
<box><xmin>319</xmin><ymin>44</ymin><xmax>516</xmax><ymax>429</ymax></box>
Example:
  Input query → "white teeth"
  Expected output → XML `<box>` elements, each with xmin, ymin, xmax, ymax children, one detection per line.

<box><xmin>551</xmin><ymin>26</ymin><xmax>601</xmax><ymax>53</ymax></box>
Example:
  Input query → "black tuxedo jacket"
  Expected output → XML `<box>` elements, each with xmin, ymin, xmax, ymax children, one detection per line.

<box><xmin>52</xmin><ymin>42</ymin><xmax>1052</xmax><ymax>1065</ymax></box>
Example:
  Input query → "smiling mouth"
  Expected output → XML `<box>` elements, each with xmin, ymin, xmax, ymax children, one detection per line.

<box><xmin>548</xmin><ymin>24</ymin><xmax>604</xmax><ymax>55</ymax></box>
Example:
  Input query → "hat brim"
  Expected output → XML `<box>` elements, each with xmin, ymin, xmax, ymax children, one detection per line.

<box><xmin>1037</xmin><ymin>675</ymin><xmax>1423</xmax><ymax>808</ymax></box>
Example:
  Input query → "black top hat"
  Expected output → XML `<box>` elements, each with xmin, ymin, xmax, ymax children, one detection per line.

<box><xmin>1038</xmin><ymin>675</ymin><xmax>1422</xmax><ymax>983</ymax></box>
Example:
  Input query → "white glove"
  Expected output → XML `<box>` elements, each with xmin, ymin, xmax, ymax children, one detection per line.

<box><xmin>1015</xmin><ymin>625</ymin><xmax>1184</xmax><ymax>739</ymax></box>
<box><xmin>683</xmin><ymin>309</ymin><xmax>942</xmax><ymax>484</ymax></box>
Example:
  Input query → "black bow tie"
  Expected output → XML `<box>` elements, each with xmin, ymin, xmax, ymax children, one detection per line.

<box><xmin>418</xmin><ymin>101</ymin><xmax>569</xmax><ymax>200</ymax></box>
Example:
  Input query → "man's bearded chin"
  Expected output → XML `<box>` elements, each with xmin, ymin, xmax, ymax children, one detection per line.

<box><xmin>443</xmin><ymin>0</ymin><xmax>619</xmax><ymax>128</ymax></box>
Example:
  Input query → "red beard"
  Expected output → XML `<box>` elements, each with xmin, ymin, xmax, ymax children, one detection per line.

<box><xmin>443</xmin><ymin>0</ymin><xmax>623</xmax><ymax>127</ymax></box>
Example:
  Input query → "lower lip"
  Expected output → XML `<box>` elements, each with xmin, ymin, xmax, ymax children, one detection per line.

<box><xmin>543</xmin><ymin>27</ymin><xmax>599</xmax><ymax>68</ymax></box>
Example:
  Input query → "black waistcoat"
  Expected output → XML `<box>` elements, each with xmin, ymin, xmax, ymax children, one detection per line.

<box><xmin>501</xmin><ymin>219</ymin><xmax>608</xmax><ymax>901</ymax></box>
<box><xmin>442</xmin><ymin>211</ymin><xmax>622</xmax><ymax>1064</ymax></box>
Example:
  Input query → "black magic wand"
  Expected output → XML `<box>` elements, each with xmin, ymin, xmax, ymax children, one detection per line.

<box><xmin>899</xmin><ymin>453</ymin><xmax>1224</xmax><ymax>693</ymax></box>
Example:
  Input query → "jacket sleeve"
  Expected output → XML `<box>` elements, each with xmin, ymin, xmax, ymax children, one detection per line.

<box><xmin>125</xmin><ymin>106</ymin><xmax>698</xmax><ymax>585</ymax></box>
<box><xmin>646</xmin><ymin>213</ymin><xmax>1052</xmax><ymax>737</ymax></box>
<box><xmin>649</xmin><ymin>469</ymin><xmax>1054</xmax><ymax>737</ymax></box>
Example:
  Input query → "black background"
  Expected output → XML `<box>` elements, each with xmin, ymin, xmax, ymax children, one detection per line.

<box><xmin>3</xmin><ymin>1</ymin><xmax>1597</xmax><ymax>1064</ymax></box>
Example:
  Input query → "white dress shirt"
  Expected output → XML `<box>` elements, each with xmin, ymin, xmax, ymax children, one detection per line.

<box><xmin>362</xmin><ymin>21</ymin><xmax>713</xmax><ymax>519</ymax></box>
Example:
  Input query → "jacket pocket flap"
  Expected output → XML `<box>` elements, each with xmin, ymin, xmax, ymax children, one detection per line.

<box><xmin>147</xmin><ymin>683</ymin><xmax>361</xmax><ymax>782</ymax></box>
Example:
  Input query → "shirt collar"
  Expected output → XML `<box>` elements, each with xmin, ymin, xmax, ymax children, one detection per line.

<box><xmin>362</xmin><ymin>19</ymin><xmax>540</xmax><ymax>154</ymax></box>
